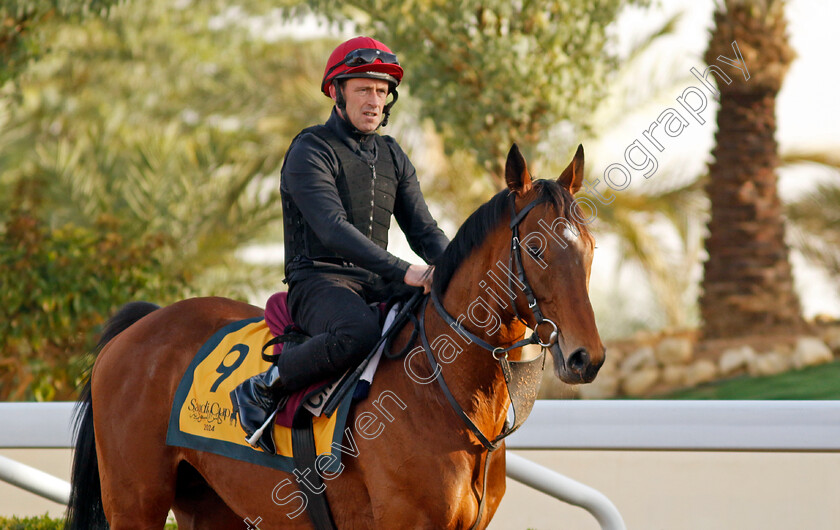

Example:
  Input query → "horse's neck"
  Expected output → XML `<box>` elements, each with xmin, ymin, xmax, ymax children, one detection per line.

<box><xmin>427</xmin><ymin>242</ymin><xmax>527</xmax><ymax>437</ymax></box>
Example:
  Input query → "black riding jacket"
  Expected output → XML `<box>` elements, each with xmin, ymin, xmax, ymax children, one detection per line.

<box><xmin>281</xmin><ymin>109</ymin><xmax>449</xmax><ymax>284</ymax></box>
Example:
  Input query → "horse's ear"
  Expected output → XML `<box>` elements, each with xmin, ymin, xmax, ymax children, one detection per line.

<box><xmin>558</xmin><ymin>144</ymin><xmax>585</xmax><ymax>195</ymax></box>
<box><xmin>505</xmin><ymin>143</ymin><xmax>532</xmax><ymax>196</ymax></box>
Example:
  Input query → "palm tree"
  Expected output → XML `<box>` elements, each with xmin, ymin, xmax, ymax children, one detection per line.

<box><xmin>698</xmin><ymin>0</ymin><xmax>804</xmax><ymax>341</ymax></box>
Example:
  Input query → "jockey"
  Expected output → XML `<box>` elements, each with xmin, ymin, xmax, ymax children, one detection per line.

<box><xmin>231</xmin><ymin>36</ymin><xmax>450</xmax><ymax>454</ymax></box>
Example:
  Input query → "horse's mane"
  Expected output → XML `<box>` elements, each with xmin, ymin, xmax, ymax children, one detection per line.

<box><xmin>432</xmin><ymin>179</ymin><xmax>590</xmax><ymax>297</ymax></box>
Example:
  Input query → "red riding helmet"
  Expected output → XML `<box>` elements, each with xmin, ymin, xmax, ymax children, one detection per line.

<box><xmin>321</xmin><ymin>36</ymin><xmax>404</xmax><ymax>96</ymax></box>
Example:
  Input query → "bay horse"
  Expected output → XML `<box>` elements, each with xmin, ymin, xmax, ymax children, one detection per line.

<box><xmin>66</xmin><ymin>144</ymin><xmax>604</xmax><ymax>529</ymax></box>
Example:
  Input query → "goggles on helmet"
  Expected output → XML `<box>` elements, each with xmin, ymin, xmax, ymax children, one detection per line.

<box><xmin>325</xmin><ymin>48</ymin><xmax>400</xmax><ymax>80</ymax></box>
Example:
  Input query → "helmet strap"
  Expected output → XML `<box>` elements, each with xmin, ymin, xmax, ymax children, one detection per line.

<box><xmin>380</xmin><ymin>87</ymin><xmax>398</xmax><ymax>128</ymax></box>
<box><xmin>333</xmin><ymin>79</ymin><xmax>347</xmax><ymax>112</ymax></box>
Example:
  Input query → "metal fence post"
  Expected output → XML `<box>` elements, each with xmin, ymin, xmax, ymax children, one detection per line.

<box><xmin>0</xmin><ymin>454</ymin><xmax>71</xmax><ymax>505</ymax></box>
<box><xmin>505</xmin><ymin>451</ymin><xmax>625</xmax><ymax>530</ymax></box>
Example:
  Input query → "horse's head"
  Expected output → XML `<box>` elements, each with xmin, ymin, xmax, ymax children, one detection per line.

<box><xmin>504</xmin><ymin>144</ymin><xmax>604</xmax><ymax>384</ymax></box>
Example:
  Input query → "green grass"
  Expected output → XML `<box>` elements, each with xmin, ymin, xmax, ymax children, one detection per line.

<box><xmin>656</xmin><ymin>360</ymin><xmax>840</xmax><ymax>400</ymax></box>
<box><xmin>0</xmin><ymin>515</ymin><xmax>178</xmax><ymax>529</ymax></box>
<box><xmin>0</xmin><ymin>515</ymin><xmax>63</xmax><ymax>530</ymax></box>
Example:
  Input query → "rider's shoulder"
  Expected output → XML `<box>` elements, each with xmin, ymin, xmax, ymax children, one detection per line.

<box><xmin>378</xmin><ymin>135</ymin><xmax>414</xmax><ymax>179</ymax></box>
<box><xmin>292</xmin><ymin>125</ymin><xmax>331</xmax><ymax>148</ymax></box>
<box><xmin>378</xmin><ymin>133</ymin><xmax>400</xmax><ymax>148</ymax></box>
<box><xmin>291</xmin><ymin>124</ymin><xmax>338</xmax><ymax>152</ymax></box>
<box><xmin>283</xmin><ymin>128</ymin><xmax>339</xmax><ymax>175</ymax></box>
<box><xmin>379</xmin><ymin>134</ymin><xmax>409</xmax><ymax>161</ymax></box>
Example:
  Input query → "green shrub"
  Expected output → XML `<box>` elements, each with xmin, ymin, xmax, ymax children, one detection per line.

<box><xmin>0</xmin><ymin>203</ymin><xmax>187</xmax><ymax>400</ymax></box>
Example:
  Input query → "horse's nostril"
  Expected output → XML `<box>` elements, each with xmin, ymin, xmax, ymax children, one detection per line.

<box><xmin>568</xmin><ymin>348</ymin><xmax>590</xmax><ymax>373</ymax></box>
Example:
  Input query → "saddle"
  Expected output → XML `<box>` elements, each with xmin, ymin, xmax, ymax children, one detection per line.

<box><xmin>262</xmin><ymin>291</ymin><xmax>396</xmax><ymax>427</ymax></box>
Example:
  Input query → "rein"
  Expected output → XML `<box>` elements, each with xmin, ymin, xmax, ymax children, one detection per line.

<box><xmin>420</xmin><ymin>192</ymin><xmax>564</xmax><ymax>529</ymax></box>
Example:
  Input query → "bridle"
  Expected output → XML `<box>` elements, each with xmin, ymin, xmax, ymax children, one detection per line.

<box><xmin>423</xmin><ymin>191</ymin><xmax>565</xmax><ymax>451</ymax></box>
<box><xmin>420</xmin><ymin>190</ymin><xmax>567</xmax><ymax>529</ymax></box>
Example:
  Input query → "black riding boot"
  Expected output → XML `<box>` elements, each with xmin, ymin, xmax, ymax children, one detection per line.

<box><xmin>230</xmin><ymin>365</ymin><xmax>289</xmax><ymax>454</ymax></box>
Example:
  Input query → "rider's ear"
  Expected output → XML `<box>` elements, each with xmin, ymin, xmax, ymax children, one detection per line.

<box><xmin>505</xmin><ymin>143</ymin><xmax>532</xmax><ymax>197</ymax></box>
<box><xmin>558</xmin><ymin>144</ymin><xmax>585</xmax><ymax>195</ymax></box>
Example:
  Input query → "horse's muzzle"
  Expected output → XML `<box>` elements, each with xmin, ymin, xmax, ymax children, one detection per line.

<box><xmin>554</xmin><ymin>346</ymin><xmax>603</xmax><ymax>384</ymax></box>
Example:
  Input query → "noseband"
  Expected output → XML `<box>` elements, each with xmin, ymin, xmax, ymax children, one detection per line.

<box><xmin>424</xmin><ymin>191</ymin><xmax>565</xmax><ymax>452</ymax></box>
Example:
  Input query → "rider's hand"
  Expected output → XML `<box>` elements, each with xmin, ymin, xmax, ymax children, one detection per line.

<box><xmin>404</xmin><ymin>264</ymin><xmax>434</xmax><ymax>294</ymax></box>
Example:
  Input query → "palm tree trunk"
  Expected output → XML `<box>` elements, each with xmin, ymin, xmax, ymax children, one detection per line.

<box><xmin>699</xmin><ymin>0</ymin><xmax>804</xmax><ymax>341</ymax></box>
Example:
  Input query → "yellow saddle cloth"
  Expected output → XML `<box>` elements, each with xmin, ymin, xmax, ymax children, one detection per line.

<box><xmin>165</xmin><ymin>316</ymin><xmax>354</xmax><ymax>473</ymax></box>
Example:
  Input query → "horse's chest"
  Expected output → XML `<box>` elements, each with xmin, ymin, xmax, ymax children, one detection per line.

<box><xmin>382</xmin><ymin>454</ymin><xmax>501</xmax><ymax>527</ymax></box>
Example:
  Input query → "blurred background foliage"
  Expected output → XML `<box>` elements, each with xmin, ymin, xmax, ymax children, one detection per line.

<box><xmin>1</xmin><ymin>181</ymin><xmax>184</xmax><ymax>399</ymax></box>
<box><xmin>0</xmin><ymin>0</ymin><xmax>122</xmax><ymax>86</ymax></box>
<box><xmin>785</xmin><ymin>159</ymin><xmax>840</xmax><ymax>291</ymax></box>
<box><xmin>1</xmin><ymin>0</ymin><xmax>336</xmax><ymax>399</ymax></box>
<box><xmin>1</xmin><ymin>0</ymin><xmax>838</xmax><ymax>400</ymax></box>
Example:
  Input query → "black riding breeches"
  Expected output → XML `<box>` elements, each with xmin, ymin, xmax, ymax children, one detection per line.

<box><xmin>276</xmin><ymin>274</ymin><xmax>382</xmax><ymax>391</ymax></box>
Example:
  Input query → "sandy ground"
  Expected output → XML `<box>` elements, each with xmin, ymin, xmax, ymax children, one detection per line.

<box><xmin>2</xmin><ymin>448</ymin><xmax>839</xmax><ymax>529</ymax></box>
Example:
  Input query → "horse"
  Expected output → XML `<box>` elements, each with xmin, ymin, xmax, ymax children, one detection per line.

<box><xmin>65</xmin><ymin>143</ymin><xmax>604</xmax><ymax>529</ymax></box>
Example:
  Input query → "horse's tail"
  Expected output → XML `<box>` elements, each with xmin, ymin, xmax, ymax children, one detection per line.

<box><xmin>65</xmin><ymin>301</ymin><xmax>160</xmax><ymax>530</ymax></box>
<box><xmin>64</xmin><ymin>380</ymin><xmax>107</xmax><ymax>530</ymax></box>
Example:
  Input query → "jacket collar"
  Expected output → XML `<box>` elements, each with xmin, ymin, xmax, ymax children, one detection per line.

<box><xmin>327</xmin><ymin>108</ymin><xmax>377</xmax><ymax>159</ymax></box>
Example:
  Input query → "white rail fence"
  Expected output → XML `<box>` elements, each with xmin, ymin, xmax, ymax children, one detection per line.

<box><xmin>3</xmin><ymin>400</ymin><xmax>840</xmax><ymax>529</ymax></box>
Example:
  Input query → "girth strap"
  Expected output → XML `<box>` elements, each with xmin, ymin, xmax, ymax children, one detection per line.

<box><xmin>291</xmin><ymin>407</ymin><xmax>337</xmax><ymax>530</ymax></box>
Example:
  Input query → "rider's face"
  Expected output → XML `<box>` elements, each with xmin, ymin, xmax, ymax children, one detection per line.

<box><xmin>333</xmin><ymin>78</ymin><xmax>390</xmax><ymax>134</ymax></box>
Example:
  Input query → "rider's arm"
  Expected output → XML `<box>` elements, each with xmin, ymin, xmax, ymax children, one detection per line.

<box><xmin>282</xmin><ymin>134</ymin><xmax>411</xmax><ymax>282</ymax></box>
<box><xmin>385</xmin><ymin>138</ymin><xmax>450</xmax><ymax>264</ymax></box>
